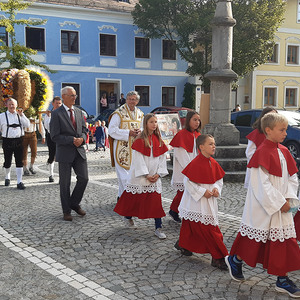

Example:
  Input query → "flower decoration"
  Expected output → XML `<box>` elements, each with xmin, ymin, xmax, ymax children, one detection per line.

<box><xmin>0</xmin><ymin>69</ymin><xmax>18</xmax><ymax>103</ymax></box>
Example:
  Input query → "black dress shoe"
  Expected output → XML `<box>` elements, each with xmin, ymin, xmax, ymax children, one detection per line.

<box><xmin>17</xmin><ymin>182</ymin><xmax>26</xmax><ymax>190</ymax></box>
<box><xmin>63</xmin><ymin>213</ymin><xmax>73</xmax><ymax>221</ymax></box>
<box><xmin>174</xmin><ymin>240</ymin><xmax>193</xmax><ymax>256</ymax></box>
<box><xmin>29</xmin><ymin>167</ymin><xmax>36</xmax><ymax>174</ymax></box>
<box><xmin>211</xmin><ymin>258</ymin><xmax>228</xmax><ymax>271</ymax></box>
<box><xmin>72</xmin><ymin>206</ymin><xmax>86</xmax><ymax>216</ymax></box>
<box><xmin>23</xmin><ymin>169</ymin><xmax>30</xmax><ymax>176</ymax></box>
<box><xmin>169</xmin><ymin>209</ymin><xmax>182</xmax><ymax>223</ymax></box>
<box><xmin>49</xmin><ymin>176</ymin><xmax>54</xmax><ymax>182</ymax></box>
<box><xmin>5</xmin><ymin>179</ymin><xmax>10</xmax><ymax>186</ymax></box>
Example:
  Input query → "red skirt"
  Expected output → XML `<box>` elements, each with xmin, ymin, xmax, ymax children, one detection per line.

<box><xmin>114</xmin><ymin>191</ymin><xmax>166</xmax><ymax>219</ymax></box>
<box><xmin>170</xmin><ymin>190</ymin><xmax>184</xmax><ymax>213</ymax></box>
<box><xmin>230</xmin><ymin>232</ymin><xmax>300</xmax><ymax>276</ymax></box>
<box><xmin>179</xmin><ymin>219</ymin><xmax>228</xmax><ymax>259</ymax></box>
<box><xmin>294</xmin><ymin>211</ymin><xmax>300</xmax><ymax>242</ymax></box>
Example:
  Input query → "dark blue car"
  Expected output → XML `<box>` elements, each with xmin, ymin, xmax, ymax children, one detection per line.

<box><xmin>231</xmin><ymin>109</ymin><xmax>300</xmax><ymax>158</ymax></box>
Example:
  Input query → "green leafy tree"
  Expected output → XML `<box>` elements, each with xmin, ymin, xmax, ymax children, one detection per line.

<box><xmin>132</xmin><ymin>0</ymin><xmax>286</xmax><ymax>92</ymax></box>
<box><xmin>0</xmin><ymin>0</ymin><xmax>53</xmax><ymax>72</ymax></box>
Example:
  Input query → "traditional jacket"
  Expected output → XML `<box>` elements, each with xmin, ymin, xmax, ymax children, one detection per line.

<box><xmin>108</xmin><ymin>104</ymin><xmax>144</xmax><ymax>170</ymax></box>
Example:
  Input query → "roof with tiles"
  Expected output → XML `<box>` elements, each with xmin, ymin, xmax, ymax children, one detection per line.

<box><xmin>35</xmin><ymin>0</ymin><xmax>139</xmax><ymax>12</ymax></box>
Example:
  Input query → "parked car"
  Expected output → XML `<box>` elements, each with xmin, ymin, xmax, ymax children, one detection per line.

<box><xmin>90</xmin><ymin>109</ymin><xmax>115</xmax><ymax>126</ymax></box>
<box><xmin>231</xmin><ymin>109</ymin><xmax>300</xmax><ymax>158</ymax></box>
<box><xmin>75</xmin><ymin>105</ymin><xmax>94</xmax><ymax>122</ymax></box>
<box><xmin>151</xmin><ymin>106</ymin><xmax>193</xmax><ymax>127</ymax></box>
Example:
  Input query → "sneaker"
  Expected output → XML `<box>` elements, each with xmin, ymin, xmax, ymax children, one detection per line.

<box><xmin>124</xmin><ymin>217</ymin><xmax>135</xmax><ymax>227</ymax></box>
<box><xmin>23</xmin><ymin>169</ymin><xmax>30</xmax><ymax>176</ymax></box>
<box><xmin>169</xmin><ymin>210</ymin><xmax>181</xmax><ymax>223</ymax></box>
<box><xmin>4</xmin><ymin>179</ymin><xmax>10</xmax><ymax>186</ymax></box>
<box><xmin>29</xmin><ymin>167</ymin><xmax>36</xmax><ymax>174</ymax></box>
<box><xmin>174</xmin><ymin>240</ymin><xmax>193</xmax><ymax>256</ymax></box>
<box><xmin>155</xmin><ymin>228</ymin><xmax>166</xmax><ymax>239</ymax></box>
<box><xmin>17</xmin><ymin>182</ymin><xmax>26</xmax><ymax>190</ymax></box>
<box><xmin>275</xmin><ymin>277</ymin><xmax>300</xmax><ymax>298</ymax></box>
<box><xmin>225</xmin><ymin>255</ymin><xmax>245</xmax><ymax>281</ymax></box>
<box><xmin>49</xmin><ymin>176</ymin><xmax>54</xmax><ymax>182</ymax></box>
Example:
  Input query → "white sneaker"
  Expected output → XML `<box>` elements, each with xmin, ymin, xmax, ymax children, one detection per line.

<box><xmin>124</xmin><ymin>217</ymin><xmax>135</xmax><ymax>227</ymax></box>
<box><xmin>155</xmin><ymin>228</ymin><xmax>166</xmax><ymax>239</ymax></box>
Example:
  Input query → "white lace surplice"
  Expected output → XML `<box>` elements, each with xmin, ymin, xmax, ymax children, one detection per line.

<box><xmin>124</xmin><ymin>149</ymin><xmax>168</xmax><ymax>194</ymax></box>
<box><xmin>178</xmin><ymin>177</ymin><xmax>223</xmax><ymax>226</ymax></box>
<box><xmin>240</xmin><ymin>149</ymin><xmax>299</xmax><ymax>243</ymax></box>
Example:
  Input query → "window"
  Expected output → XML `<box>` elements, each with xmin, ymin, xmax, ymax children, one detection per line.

<box><xmin>135</xmin><ymin>37</ymin><xmax>149</xmax><ymax>59</ymax></box>
<box><xmin>118</xmin><ymin>0</ymin><xmax>129</xmax><ymax>2</ymax></box>
<box><xmin>163</xmin><ymin>40</ymin><xmax>176</xmax><ymax>60</ymax></box>
<box><xmin>268</xmin><ymin>44</ymin><xmax>278</xmax><ymax>63</ymax></box>
<box><xmin>135</xmin><ymin>86</ymin><xmax>149</xmax><ymax>106</ymax></box>
<box><xmin>26</xmin><ymin>27</ymin><xmax>45</xmax><ymax>51</ymax></box>
<box><xmin>162</xmin><ymin>87</ymin><xmax>175</xmax><ymax>106</ymax></box>
<box><xmin>62</xmin><ymin>83</ymin><xmax>80</xmax><ymax>105</ymax></box>
<box><xmin>61</xmin><ymin>30</ymin><xmax>79</xmax><ymax>53</ymax></box>
<box><xmin>287</xmin><ymin>45</ymin><xmax>299</xmax><ymax>64</ymax></box>
<box><xmin>0</xmin><ymin>26</ymin><xmax>8</xmax><ymax>46</ymax></box>
<box><xmin>100</xmin><ymin>34</ymin><xmax>116</xmax><ymax>56</ymax></box>
<box><xmin>264</xmin><ymin>87</ymin><xmax>277</xmax><ymax>106</ymax></box>
<box><xmin>285</xmin><ymin>88</ymin><xmax>298</xmax><ymax>107</ymax></box>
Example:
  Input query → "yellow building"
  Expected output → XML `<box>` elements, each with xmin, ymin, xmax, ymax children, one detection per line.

<box><xmin>237</xmin><ymin>0</ymin><xmax>300</xmax><ymax>111</ymax></box>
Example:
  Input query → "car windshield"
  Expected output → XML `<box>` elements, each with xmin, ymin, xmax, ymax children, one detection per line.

<box><xmin>278</xmin><ymin>111</ymin><xmax>300</xmax><ymax>127</ymax></box>
<box><xmin>178</xmin><ymin>110</ymin><xmax>188</xmax><ymax>118</ymax></box>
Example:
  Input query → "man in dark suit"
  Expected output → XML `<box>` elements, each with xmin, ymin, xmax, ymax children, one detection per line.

<box><xmin>50</xmin><ymin>86</ymin><xmax>89</xmax><ymax>221</ymax></box>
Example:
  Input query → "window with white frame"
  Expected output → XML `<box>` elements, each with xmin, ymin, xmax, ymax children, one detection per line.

<box><xmin>285</xmin><ymin>87</ymin><xmax>298</xmax><ymax>107</ymax></box>
<box><xmin>26</xmin><ymin>27</ymin><xmax>45</xmax><ymax>51</ymax></box>
<box><xmin>135</xmin><ymin>37</ymin><xmax>150</xmax><ymax>59</ymax></box>
<box><xmin>268</xmin><ymin>43</ymin><xmax>279</xmax><ymax>63</ymax></box>
<box><xmin>287</xmin><ymin>45</ymin><xmax>299</xmax><ymax>64</ymax></box>
<box><xmin>62</xmin><ymin>83</ymin><xmax>80</xmax><ymax>105</ymax></box>
<box><xmin>162</xmin><ymin>87</ymin><xmax>175</xmax><ymax>106</ymax></box>
<box><xmin>135</xmin><ymin>86</ymin><xmax>149</xmax><ymax>106</ymax></box>
<box><xmin>100</xmin><ymin>34</ymin><xmax>116</xmax><ymax>56</ymax></box>
<box><xmin>163</xmin><ymin>40</ymin><xmax>176</xmax><ymax>60</ymax></box>
<box><xmin>264</xmin><ymin>87</ymin><xmax>277</xmax><ymax>106</ymax></box>
<box><xmin>61</xmin><ymin>30</ymin><xmax>79</xmax><ymax>54</ymax></box>
<box><xmin>0</xmin><ymin>26</ymin><xmax>8</xmax><ymax>46</ymax></box>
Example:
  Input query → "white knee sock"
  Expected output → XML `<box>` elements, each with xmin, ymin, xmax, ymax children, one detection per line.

<box><xmin>16</xmin><ymin>167</ymin><xmax>23</xmax><ymax>184</ymax></box>
<box><xmin>49</xmin><ymin>162</ymin><xmax>54</xmax><ymax>176</ymax></box>
<box><xmin>5</xmin><ymin>168</ymin><xmax>11</xmax><ymax>180</ymax></box>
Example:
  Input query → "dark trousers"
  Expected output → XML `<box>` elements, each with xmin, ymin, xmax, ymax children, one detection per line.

<box><xmin>2</xmin><ymin>137</ymin><xmax>23</xmax><ymax>168</ymax></box>
<box><xmin>125</xmin><ymin>216</ymin><xmax>162</xmax><ymax>229</ymax></box>
<box><xmin>58</xmin><ymin>152</ymin><xmax>89</xmax><ymax>214</ymax></box>
<box><xmin>46</xmin><ymin>132</ymin><xmax>56</xmax><ymax>164</ymax></box>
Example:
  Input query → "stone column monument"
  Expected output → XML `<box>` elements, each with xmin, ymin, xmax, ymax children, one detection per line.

<box><xmin>203</xmin><ymin>0</ymin><xmax>240</xmax><ymax>146</ymax></box>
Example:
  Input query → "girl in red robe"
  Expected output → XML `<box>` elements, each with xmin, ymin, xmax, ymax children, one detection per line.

<box><xmin>169</xmin><ymin>111</ymin><xmax>201</xmax><ymax>223</ymax></box>
<box><xmin>114</xmin><ymin>113</ymin><xmax>169</xmax><ymax>239</ymax></box>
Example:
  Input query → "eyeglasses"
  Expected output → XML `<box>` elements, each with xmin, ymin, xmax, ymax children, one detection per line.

<box><xmin>64</xmin><ymin>94</ymin><xmax>78</xmax><ymax>99</ymax></box>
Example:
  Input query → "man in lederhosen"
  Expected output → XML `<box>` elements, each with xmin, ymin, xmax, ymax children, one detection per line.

<box><xmin>0</xmin><ymin>98</ymin><xmax>30</xmax><ymax>189</ymax></box>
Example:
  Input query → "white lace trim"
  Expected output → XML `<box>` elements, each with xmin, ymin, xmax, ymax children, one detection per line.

<box><xmin>125</xmin><ymin>181</ymin><xmax>162</xmax><ymax>194</ymax></box>
<box><xmin>239</xmin><ymin>222</ymin><xmax>296</xmax><ymax>243</ymax></box>
<box><xmin>179</xmin><ymin>208</ymin><xmax>218</xmax><ymax>226</ymax></box>
<box><xmin>171</xmin><ymin>182</ymin><xmax>184</xmax><ymax>191</ymax></box>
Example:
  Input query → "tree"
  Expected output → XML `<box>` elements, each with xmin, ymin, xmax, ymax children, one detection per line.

<box><xmin>132</xmin><ymin>0</ymin><xmax>286</xmax><ymax>92</ymax></box>
<box><xmin>0</xmin><ymin>0</ymin><xmax>53</xmax><ymax>72</ymax></box>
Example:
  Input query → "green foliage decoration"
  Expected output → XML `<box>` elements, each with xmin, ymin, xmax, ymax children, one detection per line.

<box><xmin>182</xmin><ymin>82</ymin><xmax>196</xmax><ymax>109</ymax></box>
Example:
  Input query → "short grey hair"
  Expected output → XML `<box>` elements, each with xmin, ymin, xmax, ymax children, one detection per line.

<box><xmin>126</xmin><ymin>91</ymin><xmax>140</xmax><ymax>100</ymax></box>
<box><xmin>61</xmin><ymin>86</ymin><xmax>76</xmax><ymax>96</ymax></box>
<box><xmin>7</xmin><ymin>98</ymin><xmax>18</xmax><ymax>106</ymax></box>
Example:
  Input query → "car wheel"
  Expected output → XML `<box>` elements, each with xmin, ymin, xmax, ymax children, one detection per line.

<box><xmin>286</xmin><ymin>141</ymin><xmax>300</xmax><ymax>159</ymax></box>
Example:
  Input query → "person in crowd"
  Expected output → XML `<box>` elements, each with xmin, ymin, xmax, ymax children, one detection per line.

<box><xmin>108</xmin><ymin>92</ymin><xmax>117</xmax><ymax>109</ymax></box>
<box><xmin>94</xmin><ymin>120</ymin><xmax>105</xmax><ymax>152</ymax></box>
<box><xmin>119</xmin><ymin>93</ymin><xmax>126</xmax><ymax>106</ymax></box>
<box><xmin>50</xmin><ymin>86</ymin><xmax>89</xmax><ymax>221</ymax></box>
<box><xmin>175</xmin><ymin>134</ymin><xmax>228</xmax><ymax>270</ymax></box>
<box><xmin>108</xmin><ymin>91</ymin><xmax>144</xmax><ymax>199</ymax></box>
<box><xmin>100</xmin><ymin>93</ymin><xmax>108</xmax><ymax>112</ymax></box>
<box><xmin>244</xmin><ymin>107</ymin><xmax>277</xmax><ymax>188</ymax></box>
<box><xmin>85</xmin><ymin>122</ymin><xmax>90</xmax><ymax>152</ymax></box>
<box><xmin>168</xmin><ymin>111</ymin><xmax>201</xmax><ymax>223</ymax></box>
<box><xmin>101</xmin><ymin>120</ymin><xmax>109</xmax><ymax>149</ymax></box>
<box><xmin>0</xmin><ymin>98</ymin><xmax>30</xmax><ymax>189</ymax></box>
<box><xmin>232</xmin><ymin>104</ymin><xmax>241</xmax><ymax>112</ymax></box>
<box><xmin>225</xmin><ymin>113</ymin><xmax>300</xmax><ymax>298</ymax></box>
<box><xmin>44</xmin><ymin>96</ymin><xmax>62</xmax><ymax>182</ymax></box>
<box><xmin>22</xmin><ymin>116</ymin><xmax>46</xmax><ymax>176</ymax></box>
<box><xmin>114</xmin><ymin>113</ymin><xmax>169</xmax><ymax>239</ymax></box>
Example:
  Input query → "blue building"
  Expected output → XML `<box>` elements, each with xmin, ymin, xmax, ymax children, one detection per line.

<box><xmin>0</xmin><ymin>0</ymin><xmax>192</xmax><ymax>116</ymax></box>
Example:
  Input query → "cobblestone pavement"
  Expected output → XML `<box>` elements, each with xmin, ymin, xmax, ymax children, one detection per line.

<box><xmin>0</xmin><ymin>143</ymin><xmax>299</xmax><ymax>300</ymax></box>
